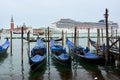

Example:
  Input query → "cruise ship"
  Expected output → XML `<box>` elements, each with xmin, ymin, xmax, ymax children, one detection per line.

<box><xmin>50</xmin><ymin>18</ymin><xmax>119</xmax><ymax>33</ymax></box>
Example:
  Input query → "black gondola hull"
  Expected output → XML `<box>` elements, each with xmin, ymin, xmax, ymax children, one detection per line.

<box><xmin>51</xmin><ymin>54</ymin><xmax>71</xmax><ymax>67</ymax></box>
<box><xmin>75</xmin><ymin>54</ymin><xmax>105</xmax><ymax>65</ymax></box>
<box><xmin>30</xmin><ymin>56</ymin><xmax>46</xmax><ymax>71</ymax></box>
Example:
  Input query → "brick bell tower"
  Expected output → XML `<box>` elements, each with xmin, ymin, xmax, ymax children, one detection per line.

<box><xmin>10</xmin><ymin>16</ymin><xmax>14</xmax><ymax>30</ymax></box>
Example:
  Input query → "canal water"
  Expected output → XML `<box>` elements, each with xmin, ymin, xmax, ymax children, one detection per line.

<box><xmin>0</xmin><ymin>33</ymin><xmax>120</xmax><ymax>80</ymax></box>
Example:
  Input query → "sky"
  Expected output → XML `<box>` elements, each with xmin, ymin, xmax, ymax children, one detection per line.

<box><xmin>0</xmin><ymin>0</ymin><xmax>120</xmax><ymax>28</ymax></box>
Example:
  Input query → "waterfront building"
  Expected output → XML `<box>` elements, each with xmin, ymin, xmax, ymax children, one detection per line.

<box><xmin>33</xmin><ymin>28</ymin><xmax>45</xmax><ymax>35</ymax></box>
<box><xmin>2</xmin><ymin>17</ymin><xmax>32</xmax><ymax>34</ymax></box>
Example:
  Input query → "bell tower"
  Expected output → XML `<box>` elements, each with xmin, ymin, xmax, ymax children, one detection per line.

<box><xmin>10</xmin><ymin>16</ymin><xmax>14</xmax><ymax>30</ymax></box>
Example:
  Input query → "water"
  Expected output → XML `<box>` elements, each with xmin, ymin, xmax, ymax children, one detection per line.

<box><xmin>0</xmin><ymin>33</ymin><xmax>120</xmax><ymax>80</ymax></box>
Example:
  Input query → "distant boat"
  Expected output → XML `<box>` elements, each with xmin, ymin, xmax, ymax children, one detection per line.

<box><xmin>23</xmin><ymin>37</ymin><xmax>36</xmax><ymax>42</ymax></box>
<box><xmin>23</xmin><ymin>37</ymin><xmax>62</xmax><ymax>42</ymax></box>
<box><xmin>29</xmin><ymin>38</ymin><xmax>47</xmax><ymax>71</ymax></box>
<box><xmin>50</xmin><ymin>39</ymin><xmax>71</xmax><ymax>67</ymax></box>
<box><xmin>66</xmin><ymin>39</ymin><xmax>105</xmax><ymax>65</ymax></box>
<box><xmin>13</xmin><ymin>32</ymin><xmax>22</xmax><ymax>34</ymax></box>
<box><xmin>33</xmin><ymin>32</ymin><xmax>44</xmax><ymax>36</ymax></box>
<box><xmin>0</xmin><ymin>39</ymin><xmax>10</xmax><ymax>54</ymax></box>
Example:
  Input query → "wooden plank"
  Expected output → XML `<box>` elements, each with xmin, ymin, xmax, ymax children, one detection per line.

<box><xmin>109</xmin><ymin>50</ymin><xmax>120</xmax><ymax>55</ymax></box>
<box><xmin>109</xmin><ymin>39</ymin><xmax>119</xmax><ymax>49</ymax></box>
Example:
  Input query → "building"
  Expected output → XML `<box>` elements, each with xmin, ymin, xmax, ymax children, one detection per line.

<box><xmin>10</xmin><ymin>16</ymin><xmax>14</xmax><ymax>30</ymax></box>
<box><xmin>2</xmin><ymin>16</ymin><xmax>45</xmax><ymax>34</ymax></box>
<box><xmin>2</xmin><ymin>17</ymin><xmax>32</xmax><ymax>34</ymax></box>
<box><xmin>33</xmin><ymin>28</ymin><xmax>45</xmax><ymax>35</ymax></box>
<box><xmin>50</xmin><ymin>18</ymin><xmax>119</xmax><ymax>31</ymax></box>
<box><xmin>13</xmin><ymin>25</ymin><xmax>32</xmax><ymax>34</ymax></box>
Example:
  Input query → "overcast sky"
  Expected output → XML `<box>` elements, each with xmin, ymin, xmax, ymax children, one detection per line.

<box><xmin>0</xmin><ymin>0</ymin><xmax>120</xmax><ymax>28</ymax></box>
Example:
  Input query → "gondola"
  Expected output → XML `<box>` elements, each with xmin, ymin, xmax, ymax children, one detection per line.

<box><xmin>0</xmin><ymin>38</ymin><xmax>10</xmax><ymax>54</ymax></box>
<box><xmin>33</xmin><ymin>32</ymin><xmax>44</xmax><ymax>36</ymax></box>
<box><xmin>89</xmin><ymin>38</ymin><xmax>119</xmax><ymax>53</ymax></box>
<box><xmin>50</xmin><ymin>39</ymin><xmax>71</xmax><ymax>67</ymax></box>
<box><xmin>66</xmin><ymin>39</ymin><xmax>105</xmax><ymax>65</ymax></box>
<box><xmin>23</xmin><ymin>37</ymin><xmax>36</xmax><ymax>42</ymax></box>
<box><xmin>13</xmin><ymin>32</ymin><xmax>22</xmax><ymax>34</ymax></box>
<box><xmin>75</xmin><ymin>46</ymin><xmax>105</xmax><ymax>65</ymax></box>
<box><xmin>29</xmin><ymin>38</ymin><xmax>47</xmax><ymax>71</ymax></box>
<box><xmin>23</xmin><ymin>37</ymin><xmax>62</xmax><ymax>42</ymax></box>
<box><xmin>89</xmin><ymin>39</ymin><xmax>106</xmax><ymax>52</ymax></box>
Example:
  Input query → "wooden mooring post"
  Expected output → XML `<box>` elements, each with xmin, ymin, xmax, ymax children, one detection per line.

<box><xmin>116</xmin><ymin>29</ymin><xmax>118</xmax><ymax>38</ymax></box>
<box><xmin>74</xmin><ymin>27</ymin><xmax>77</xmax><ymax>48</ymax></box>
<box><xmin>111</xmin><ymin>26</ymin><xmax>114</xmax><ymax>38</ymax></box>
<box><xmin>65</xmin><ymin>31</ymin><xmax>67</xmax><ymax>39</ymax></box>
<box><xmin>97</xmin><ymin>29</ymin><xmax>100</xmax><ymax>54</ymax></box>
<box><xmin>116</xmin><ymin>29</ymin><xmax>118</xmax><ymax>46</ymax></box>
<box><xmin>0</xmin><ymin>32</ymin><xmax>1</xmax><ymax>40</ymax></box>
<box><xmin>10</xmin><ymin>30</ymin><xmax>12</xmax><ymax>56</ymax></box>
<box><xmin>105</xmin><ymin>8</ymin><xmax>109</xmax><ymax>65</ymax></box>
<box><xmin>62</xmin><ymin>30</ymin><xmax>64</xmax><ymax>47</ymax></box>
<box><xmin>21</xmin><ymin>27</ymin><xmax>24</xmax><ymax>64</ymax></box>
<box><xmin>47</xmin><ymin>27</ymin><xmax>50</xmax><ymax>65</ymax></box>
<box><xmin>72</xmin><ymin>32</ymin><xmax>74</xmax><ymax>42</ymax></box>
<box><xmin>48</xmin><ymin>27</ymin><xmax>50</xmax><ymax>55</ymax></box>
<box><xmin>27</xmin><ymin>31</ymin><xmax>30</xmax><ymax>62</ymax></box>
<box><xmin>87</xmin><ymin>28</ymin><xmax>90</xmax><ymax>49</ymax></box>
<box><xmin>119</xmin><ymin>38</ymin><xmax>120</xmax><ymax>59</ymax></box>
<box><xmin>76</xmin><ymin>30</ymin><xmax>79</xmax><ymax>47</ymax></box>
<box><xmin>21</xmin><ymin>27</ymin><xmax>25</xmax><ymax>79</ymax></box>
<box><xmin>101</xmin><ymin>28</ymin><xmax>104</xmax><ymax>45</ymax></box>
